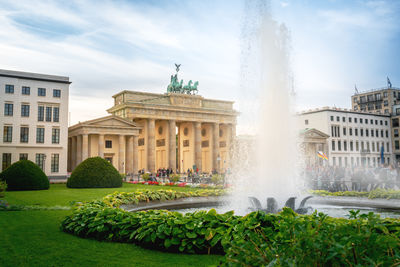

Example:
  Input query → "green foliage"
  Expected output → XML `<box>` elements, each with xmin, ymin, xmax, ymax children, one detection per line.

<box><xmin>170</xmin><ymin>174</ymin><xmax>180</xmax><ymax>183</ymax></box>
<box><xmin>311</xmin><ymin>189</ymin><xmax>400</xmax><ymax>199</ymax></box>
<box><xmin>142</xmin><ymin>173</ymin><xmax>151</xmax><ymax>181</ymax></box>
<box><xmin>0</xmin><ymin>181</ymin><xmax>7</xmax><ymax>197</ymax></box>
<box><xmin>222</xmin><ymin>208</ymin><xmax>400</xmax><ymax>266</ymax></box>
<box><xmin>61</xmin><ymin>190</ymin><xmax>400</xmax><ymax>265</ymax></box>
<box><xmin>211</xmin><ymin>174</ymin><xmax>223</xmax><ymax>185</ymax></box>
<box><xmin>67</xmin><ymin>157</ymin><xmax>122</xmax><ymax>188</ymax></box>
<box><xmin>0</xmin><ymin>160</ymin><xmax>49</xmax><ymax>191</ymax></box>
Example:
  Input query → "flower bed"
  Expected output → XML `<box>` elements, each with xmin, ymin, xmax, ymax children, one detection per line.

<box><xmin>61</xmin><ymin>189</ymin><xmax>400</xmax><ymax>265</ymax></box>
<box><xmin>311</xmin><ymin>189</ymin><xmax>400</xmax><ymax>199</ymax></box>
<box><xmin>127</xmin><ymin>181</ymin><xmax>225</xmax><ymax>189</ymax></box>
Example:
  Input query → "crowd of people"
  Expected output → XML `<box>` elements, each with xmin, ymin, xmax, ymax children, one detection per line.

<box><xmin>304</xmin><ymin>164</ymin><xmax>400</xmax><ymax>192</ymax></box>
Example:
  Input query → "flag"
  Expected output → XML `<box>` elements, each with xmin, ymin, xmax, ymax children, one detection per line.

<box><xmin>381</xmin><ymin>145</ymin><xmax>385</xmax><ymax>164</ymax></box>
<box><xmin>387</xmin><ymin>77</ymin><xmax>392</xmax><ymax>88</ymax></box>
<box><xmin>317</xmin><ymin>151</ymin><xmax>328</xmax><ymax>161</ymax></box>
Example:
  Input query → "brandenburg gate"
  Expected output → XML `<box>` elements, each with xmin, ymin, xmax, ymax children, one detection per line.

<box><xmin>68</xmin><ymin>65</ymin><xmax>238</xmax><ymax>174</ymax></box>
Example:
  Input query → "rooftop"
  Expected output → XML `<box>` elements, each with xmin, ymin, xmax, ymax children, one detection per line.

<box><xmin>352</xmin><ymin>86</ymin><xmax>400</xmax><ymax>96</ymax></box>
<box><xmin>298</xmin><ymin>106</ymin><xmax>390</xmax><ymax>117</ymax></box>
<box><xmin>0</xmin><ymin>69</ymin><xmax>71</xmax><ymax>84</ymax></box>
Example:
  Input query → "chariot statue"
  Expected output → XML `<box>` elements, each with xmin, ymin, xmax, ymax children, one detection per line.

<box><xmin>166</xmin><ymin>64</ymin><xmax>199</xmax><ymax>95</ymax></box>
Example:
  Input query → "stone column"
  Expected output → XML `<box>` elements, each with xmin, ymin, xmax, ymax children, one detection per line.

<box><xmin>133</xmin><ymin>135</ymin><xmax>138</xmax><ymax>175</ymax></box>
<box><xmin>76</xmin><ymin>135</ymin><xmax>82</xmax><ymax>165</ymax></box>
<box><xmin>169</xmin><ymin>120</ymin><xmax>176</xmax><ymax>170</ymax></box>
<box><xmin>126</xmin><ymin>136</ymin><xmax>134</xmax><ymax>173</ymax></box>
<box><xmin>82</xmin><ymin>134</ymin><xmax>89</xmax><ymax>161</ymax></box>
<box><xmin>119</xmin><ymin>135</ymin><xmax>126</xmax><ymax>173</ymax></box>
<box><xmin>212</xmin><ymin>123</ymin><xmax>220</xmax><ymax>172</ymax></box>
<box><xmin>98</xmin><ymin>134</ymin><xmax>104</xmax><ymax>158</ymax></box>
<box><xmin>194</xmin><ymin>122</ymin><xmax>202</xmax><ymax>172</ymax></box>
<box><xmin>147</xmin><ymin>119</ymin><xmax>156</xmax><ymax>173</ymax></box>
<box><xmin>71</xmin><ymin>136</ymin><xmax>77</xmax><ymax>170</ymax></box>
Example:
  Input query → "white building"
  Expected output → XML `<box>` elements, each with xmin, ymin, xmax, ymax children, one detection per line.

<box><xmin>298</xmin><ymin>107</ymin><xmax>392</xmax><ymax>167</ymax></box>
<box><xmin>0</xmin><ymin>69</ymin><xmax>70</xmax><ymax>178</ymax></box>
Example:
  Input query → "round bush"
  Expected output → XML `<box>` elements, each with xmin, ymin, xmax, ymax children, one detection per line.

<box><xmin>67</xmin><ymin>157</ymin><xmax>122</xmax><ymax>188</ymax></box>
<box><xmin>0</xmin><ymin>160</ymin><xmax>49</xmax><ymax>191</ymax></box>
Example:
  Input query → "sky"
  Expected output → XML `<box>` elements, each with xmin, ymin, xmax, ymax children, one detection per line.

<box><xmin>1</xmin><ymin>0</ymin><xmax>399</xmax><ymax>134</ymax></box>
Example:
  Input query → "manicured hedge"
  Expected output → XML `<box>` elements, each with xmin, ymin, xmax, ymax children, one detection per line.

<box><xmin>0</xmin><ymin>160</ymin><xmax>49</xmax><ymax>191</ymax></box>
<box><xmin>67</xmin><ymin>157</ymin><xmax>122</xmax><ymax>188</ymax></box>
<box><xmin>61</xmin><ymin>190</ymin><xmax>400</xmax><ymax>265</ymax></box>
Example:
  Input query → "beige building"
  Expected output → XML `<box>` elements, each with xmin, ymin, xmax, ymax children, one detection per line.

<box><xmin>0</xmin><ymin>69</ymin><xmax>70</xmax><ymax>178</ymax></box>
<box><xmin>299</xmin><ymin>128</ymin><xmax>330</xmax><ymax>167</ymax></box>
<box><xmin>68</xmin><ymin>90</ymin><xmax>238</xmax><ymax>174</ymax></box>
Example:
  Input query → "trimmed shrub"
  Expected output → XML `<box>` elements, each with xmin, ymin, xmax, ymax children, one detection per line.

<box><xmin>67</xmin><ymin>157</ymin><xmax>122</xmax><ymax>188</ymax></box>
<box><xmin>0</xmin><ymin>181</ymin><xmax>7</xmax><ymax>197</ymax></box>
<box><xmin>0</xmin><ymin>160</ymin><xmax>49</xmax><ymax>191</ymax></box>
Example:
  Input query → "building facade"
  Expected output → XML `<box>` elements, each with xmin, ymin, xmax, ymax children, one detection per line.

<box><xmin>0</xmin><ymin>69</ymin><xmax>70</xmax><ymax>178</ymax></box>
<box><xmin>298</xmin><ymin>107</ymin><xmax>392</xmax><ymax>167</ymax></box>
<box><xmin>68</xmin><ymin>90</ymin><xmax>238</xmax><ymax>174</ymax></box>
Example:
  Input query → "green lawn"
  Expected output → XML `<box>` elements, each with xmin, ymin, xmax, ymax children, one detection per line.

<box><xmin>0</xmin><ymin>183</ymin><xmax>222</xmax><ymax>267</ymax></box>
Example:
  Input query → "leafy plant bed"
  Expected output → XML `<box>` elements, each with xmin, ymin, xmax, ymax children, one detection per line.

<box><xmin>311</xmin><ymin>188</ymin><xmax>400</xmax><ymax>199</ymax></box>
<box><xmin>62</xmin><ymin>189</ymin><xmax>400</xmax><ymax>266</ymax></box>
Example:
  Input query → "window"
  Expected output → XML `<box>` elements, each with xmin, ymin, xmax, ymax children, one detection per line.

<box><xmin>21</xmin><ymin>104</ymin><xmax>30</xmax><ymax>117</ymax></box>
<box><xmin>53</xmin><ymin>107</ymin><xmax>59</xmax><ymax>122</ymax></box>
<box><xmin>36</xmin><ymin>127</ymin><xmax>45</xmax><ymax>143</ymax></box>
<box><xmin>338</xmin><ymin>141</ymin><xmax>341</xmax><ymax>151</ymax></box>
<box><xmin>336</xmin><ymin>116</ymin><xmax>339</xmax><ymax>122</ymax></box>
<box><xmin>366</xmin><ymin>129</ymin><xmax>369</xmax><ymax>137</ymax></box>
<box><xmin>361</xmin><ymin>129</ymin><xmax>364</xmax><ymax>137</ymax></box>
<box><xmin>38</xmin><ymin>106</ymin><xmax>44</xmax><ymax>121</ymax></box>
<box><xmin>22</xmin><ymin>86</ymin><xmax>30</xmax><ymax>95</ymax></box>
<box><xmin>355</xmin><ymin>128</ymin><xmax>358</xmax><ymax>136</ymax></box>
<box><xmin>380</xmin><ymin>120</ymin><xmax>383</xmax><ymax>125</ymax></box>
<box><xmin>305</xmin><ymin>119</ymin><xmax>308</xmax><ymax>125</ymax></box>
<box><xmin>53</xmin><ymin>89</ymin><xmax>61</xmax><ymax>98</ymax></box>
<box><xmin>371</xmin><ymin>129</ymin><xmax>374</xmax><ymax>137</ymax></box>
<box><xmin>375</xmin><ymin>120</ymin><xmax>378</xmax><ymax>125</ymax></box>
<box><xmin>3</xmin><ymin>126</ymin><xmax>12</xmax><ymax>142</ymax></box>
<box><xmin>386</xmin><ymin>130</ymin><xmax>389</xmax><ymax>138</ymax></box>
<box><xmin>105</xmin><ymin>140</ymin><xmax>112</xmax><ymax>148</ymax></box>
<box><xmin>384</xmin><ymin>109</ymin><xmax>389</xmax><ymax>114</ymax></box>
<box><xmin>19</xmin><ymin>153</ymin><xmax>28</xmax><ymax>160</ymax></box>
<box><xmin>355</xmin><ymin>118</ymin><xmax>358</xmax><ymax>123</ymax></box>
<box><xmin>393</xmin><ymin>118</ymin><xmax>399</xmax><ymax>127</ymax></box>
<box><xmin>375</xmin><ymin>93</ymin><xmax>381</xmax><ymax>100</ymax></box>
<box><xmin>5</xmin><ymin>84</ymin><xmax>14</xmax><ymax>94</ymax></box>
<box><xmin>46</xmin><ymin>107</ymin><xmax>52</xmax><ymax>122</ymax></box>
<box><xmin>38</xmin><ymin>88</ymin><xmax>46</xmax><ymax>96</ymax></box>
<box><xmin>365</xmin><ymin>119</ymin><xmax>368</xmax><ymax>124</ymax></box>
<box><xmin>330</xmin><ymin>116</ymin><xmax>334</xmax><ymax>121</ymax></box>
<box><xmin>35</xmin><ymin>154</ymin><xmax>45</xmax><ymax>170</ymax></box>
<box><xmin>344</xmin><ymin>141</ymin><xmax>347</xmax><ymax>151</ymax></box>
<box><xmin>372</xmin><ymin>142</ymin><xmax>375</xmax><ymax>152</ymax></box>
<box><xmin>51</xmin><ymin>154</ymin><xmax>59</xmax><ymax>172</ymax></box>
<box><xmin>380</xmin><ymin>130</ymin><xmax>384</xmax><ymax>138</ymax></box>
<box><xmin>331</xmin><ymin>140</ymin><xmax>335</xmax><ymax>151</ymax></box>
<box><xmin>396</xmin><ymin>141</ymin><xmax>400</xmax><ymax>150</ymax></box>
<box><xmin>384</xmin><ymin>92</ymin><xmax>388</xmax><ymax>97</ymax></box>
<box><xmin>385</xmin><ymin>121</ymin><xmax>388</xmax><ymax>126</ymax></box>
<box><xmin>353</xmin><ymin>97</ymin><xmax>358</xmax><ymax>103</ymax></box>
<box><xmin>360</xmin><ymin>96</ymin><xmax>366</xmax><ymax>103</ymax></box>
<box><xmin>370</xmin><ymin>119</ymin><xmax>373</xmax><ymax>124</ymax></box>
<box><xmin>360</xmin><ymin>118</ymin><xmax>363</xmax><ymax>124</ymax></box>
<box><xmin>349</xmin><ymin>128</ymin><xmax>353</xmax><ymax>136</ymax></box>
<box><xmin>397</xmin><ymin>108</ymin><xmax>400</xmax><ymax>115</ymax></box>
<box><xmin>356</xmin><ymin>141</ymin><xmax>359</xmax><ymax>151</ymax></box>
<box><xmin>52</xmin><ymin>128</ymin><xmax>60</xmax><ymax>144</ymax></box>
<box><xmin>4</xmin><ymin>103</ymin><xmax>13</xmax><ymax>116</ymax></box>
<box><xmin>376</xmin><ymin>129</ymin><xmax>379</xmax><ymax>137</ymax></box>
<box><xmin>350</xmin><ymin>141</ymin><xmax>353</xmax><ymax>151</ymax></box>
<box><xmin>2</xmin><ymin>153</ymin><xmax>11</xmax><ymax>171</ymax></box>
<box><xmin>20</xmin><ymin>127</ymin><xmax>29</xmax><ymax>143</ymax></box>
<box><xmin>395</xmin><ymin>129</ymin><xmax>399</xmax><ymax>138</ymax></box>
<box><xmin>343</xmin><ymin>127</ymin><xmax>346</xmax><ymax>136</ymax></box>
<box><xmin>342</xmin><ymin>117</ymin><xmax>345</xmax><ymax>122</ymax></box>
<box><xmin>387</xmin><ymin>142</ymin><xmax>390</xmax><ymax>152</ymax></box>
<box><xmin>349</xmin><ymin>117</ymin><xmax>352</xmax><ymax>123</ymax></box>
<box><xmin>384</xmin><ymin>100</ymin><xmax>388</xmax><ymax>106</ymax></box>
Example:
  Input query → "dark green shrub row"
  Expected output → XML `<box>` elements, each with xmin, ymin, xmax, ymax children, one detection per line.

<box><xmin>67</xmin><ymin>157</ymin><xmax>122</xmax><ymax>188</ymax></box>
<box><xmin>0</xmin><ymin>181</ymin><xmax>6</xmax><ymax>197</ymax></box>
<box><xmin>311</xmin><ymin>189</ymin><xmax>400</xmax><ymax>199</ymax></box>
<box><xmin>61</xmin><ymin>198</ymin><xmax>400</xmax><ymax>265</ymax></box>
<box><xmin>0</xmin><ymin>160</ymin><xmax>49</xmax><ymax>191</ymax></box>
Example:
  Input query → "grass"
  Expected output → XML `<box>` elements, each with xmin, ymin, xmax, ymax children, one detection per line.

<box><xmin>0</xmin><ymin>183</ymin><xmax>223</xmax><ymax>267</ymax></box>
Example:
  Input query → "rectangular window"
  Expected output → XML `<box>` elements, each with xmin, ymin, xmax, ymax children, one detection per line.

<box><xmin>344</xmin><ymin>141</ymin><xmax>347</xmax><ymax>151</ymax></box>
<box><xmin>365</xmin><ymin>119</ymin><xmax>368</xmax><ymax>124</ymax></box>
<box><xmin>35</xmin><ymin>154</ymin><xmax>45</xmax><ymax>170</ymax></box>
<box><xmin>350</xmin><ymin>141</ymin><xmax>353</xmax><ymax>151</ymax></box>
<box><xmin>338</xmin><ymin>141</ymin><xmax>341</xmax><ymax>151</ymax></box>
<box><xmin>330</xmin><ymin>116</ymin><xmax>334</xmax><ymax>121</ymax></box>
<box><xmin>366</xmin><ymin>129</ymin><xmax>369</xmax><ymax>137</ymax></box>
<box><xmin>372</xmin><ymin>142</ymin><xmax>375</xmax><ymax>152</ymax></box>
<box><xmin>38</xmin><ymin>106</ymin><xmax>44</xmax><ymax>121</ymax></box>
<box><xmin>384</xmin><ymin>100</ymin><xmax>388</xmax><ymax>106</ymax></box>
<box><xmin>336</xmin><ymin>116</ymin><xmax>339</xmax><ymax>122</ymax></box>
<box><xmin>46</xmin><ymin>107</ymin><xmax>52</xmax><ymax>122</ymax></box>
<box><xmin>385</xmin><ymin>121</ymin><xmax>388</xmax><ymax>126</ymax></box>
<box><xmin>331</xmin><ymin>126</ymin><xmax>334</xmax><ymax>137</ymax></box>
<box><xmin>3</xmin><ymin>126</ymin><xmax>12</xmax><ymax>142</ymax></box>
<box><xmin>305</xmin><ymin>119</ymin><xmax>308</xmax><ymax>125</ymax></box>
<box><xmin>381</xmin><ymin>130</ymin><xmax>384</xmax><ymax>138</ymax></box>
<box><xmin>370</xmin><ymin>119</ymin><xmax>373</xmax><ymax>124</ymax></box>
<box><xmin>51</xmin><ymin>154</ymin><xmax>59</xmax><ymax>172</ymax></box>
<box><xmin>376</xmin><ymin>129</ymin><xmax>379</xmax><ymax>137</ymax></box>
<box><xmin>53</xmin><ymin>107</ymin><xmax>59</xmax><ymax>122</ymax></box>
<box><xmin>356</xmin><ymin>141</ymin><xmax>359</xmax><ymax>151</ymax></box>
<box><xmin>105</xmin><ymin>140</ymin><xmax>112</xmax><ymax>148</ymax></box>
<box><xmin>342</xmin><ymin>117</ymin><xmax>345</xmax><ymax>122</ymax></box>
<box><xmin>355</xmin><ymin>118</ymin><xmax>358</xmax><ymax>123</ymax></box>
<box><xmin>384</xmin><ymin>92</ymin><xmax>388</xmax><ymax>97</ymax></box>
<box><xmin>38</xmin><ymin>88</ymin><xmax>46</xmax><ymax>96</ymax></box>
<box><xmin>22</xmin><ymin>86</ymin><xmax>30</xmax><ymax>95</ymax></box>
<box><xmin>396</xmin><ymin>141</ymin><xmax>400</xmax><ymax>150</ymax></box>
<box><xmin>375</xmin><ymin>93</ymin><xmax>381</xmax><ymax>100</ymax></box>
<box><xmin>395</xmin><ymin>129</ymin><xmax>399</xmax><ymax>138</ymax></box>
<box><xmin>53</xmin><ymin>89</ymin><xmax>61</xmax><ymax>98</ymax></box>
<box><xmin>331</xmin><ymin>140</ymin><xmax>335</xmax><ymax>151</ymax></box>
<box><xmin>387</xmin><ymin>142</ymin><xmax>390</xmax><ymax>152</ymax></box>
<box><xmin>21</xmin><ymin>104</ymin><xmax>30</xmax><ymax>117</ymax></box>
<box><xmin>386</xmin><ymin>130</ymin><xmax>389</xmax><ymax>138</ymax></box>
<box><xmin>4</xmin><ymin>103</ymin><xmax>13</xmax><ymax>116</ymax></box>
<box><xmin>355</xmin><ymin>128</ymin><xmax>358</xmax><ymax>136</ymax></box>
<box><xmin>343</xmin><ymin>127</ymin><xmax>346</xmax><ymax>136</ymax></box>
<box><xmin>380</xmin><ymin>120</ymin><xmax>383</xmax><ymax>125</ymax></box>
<box><xmin>349</xmin><ymin>117</ymin><xmax>352</xmax><ymax>123</ymax></box>
<box><xmin>19</xmin><ymin>153</ymin><xmax>28</xmax><ymax>160</ymax></box>
<box><xmin>360</xmin><ymin>118</ymin><xmax>363</xmax><ymax>124</ymax></box>
<box><xmin>20</xmin><ymin>127</ymin><xmax>29</xmax><ymax>143</ymax></box>
<box><xmin>36</xmin><ymin>127</ymin><xmax>45</xmax><ymax>143</ymax></box>
<box><xmin>5</xmin><ymin>84</ymin><xmax>14</xmax><ymax>93</ymax></box>
<box><xmin>2</xmin><ymin>153</ymin><xmax>11</xmax><ymax>170</ymax></box>
<box><xmin>375</xmin><ymin>120</ymin><xmax>378</xmax><ymax>125</ymax></box>
<box><xmin>349</xmin><ymin>128</ymin><xmax>352</xmax><ymax>136</ymax></box>
<box><xmin>361</xmin><ymin>129</ymin><xmax>364</xmax><ymax>137</ymax></box>
<box><xmin>360</xmin><ymin>96</ymin><xmax>366</xmax><ymax>103</ymax></box>
<box><xmin>52</xmin><ymin>128</ymin><xmax>60</xmax><ymax>144</ymax></box>
<box><xmin>371</xmin><ymin>129</ymin><xmax>374</xmax><ymax>137</ymax></box>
